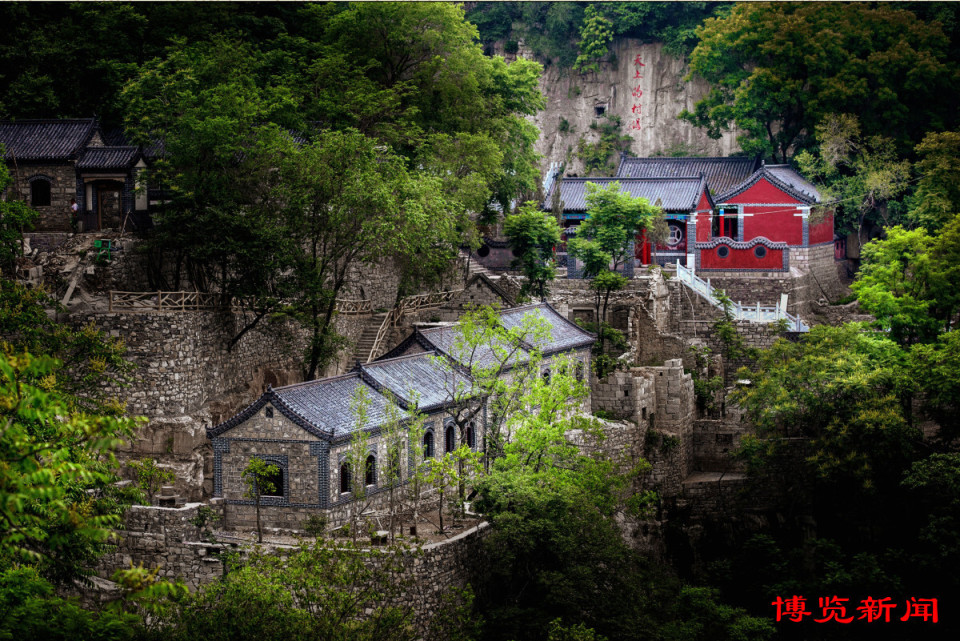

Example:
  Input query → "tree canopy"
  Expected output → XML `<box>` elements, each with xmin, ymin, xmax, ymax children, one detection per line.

<box><xmin>682</xmin><ymin>2</ymin><xmax>959</xmax><ymax>161</ymax></box>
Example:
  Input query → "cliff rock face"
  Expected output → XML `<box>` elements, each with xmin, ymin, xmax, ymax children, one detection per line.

<box><xmin>527</xmin><ymin>39</ymin><xmax>741</xmax><ymax>177</ymax></box>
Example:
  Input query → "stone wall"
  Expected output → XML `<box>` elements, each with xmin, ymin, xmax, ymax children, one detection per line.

<box><xmin>75</xmin><ymin>308</ymin><xmax>370</xmax><ymax>499</ymax></box>
<box><xmin>590</xmin><ymin>361</ymin><xmax>695</xmax><ymax>498</ymax></box>
<box><xmin>9</xmin><ymin>163</ymin><xmax>77</xmax><ymax>231</ymax></box>
<box><xmin>24</xmin><ymin>231</ymin><xmax>73</xmax><ymax>254</ymax></box>
<box><xmin>80</xmin><ymin>310</ymin><xmax>310</xmax><ymax>418</ymax></box>
<box><xmin>97</xmin><ymin>502</ymin><xmax>228</xmax><ymax>590</ymax></box>
<box><xmin>97</xmin><ymin>501</ymin><xmax>490</xmax><ymax>638</ymax></box>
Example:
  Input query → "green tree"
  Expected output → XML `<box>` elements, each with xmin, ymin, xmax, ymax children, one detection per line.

<box><xmin>242</xmin><ymin>457</ymin><xmax>280</xmax><ymax>544</ymax></box>
<box><xmin>0</xmin><ymin>566</ymin><xmax>138</xmax><ymax>641</ymax></box>
<box><xmin>795</xmin><ymin>113</ymin><xmax>911</xmax><ymax>241</ymax></box>
<box><xmin>128</xmin><ymin>457</ymin><xmax>175</xmax><ymax>505</ymax></box>
<box><xmin>0</xmin><ymin>280</ymin><xmax>132</xmax><ymax>414</ymax></box>
<box><xmin>567</xmin><ymin>182</ymin><xmax>657</xmax><ymax>377</ymax></box>
<box><xmin>909</xmin><ymin>130</ymin><xmax>960</xmax><ymax>231</ymax></box>
<box><xmin>851</xmin><ymin>224</ymin><xmax>956</xmax><ymax>345</ymax></box>
<box><xmin>682</xmin><ymin>2</ymin><xmax>958</xmax><ymax>161</ymax></box>
<box><xmin>0</xmin><ymin>153</ymin><xmax>38</xmax><ymax>277</ymax></box>
<box><xmin>0</xmin><ymin>351</ymin><xmax>141</xmax><ymax>584</ymax></box>
<box><xmin>574</xmin><ymin>6</ymin><xmax>614</xmax><ymax>73</ymax></box>
<box><xmin>504</xmin><ymin>202</ymin><xmax>562</xmax><ymax>301</ymax></box>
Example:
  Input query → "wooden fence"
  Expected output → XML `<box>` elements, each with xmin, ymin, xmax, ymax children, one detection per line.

<box><xmin>108</xmin><ymin>291</ymin><xmax>372</xmax><ymax>315</ymax></box>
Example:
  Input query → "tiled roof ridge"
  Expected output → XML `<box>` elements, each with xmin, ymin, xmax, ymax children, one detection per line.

<box><xmin>717</xmin><ymin>165</ymin><xmax>819</xmax><ymax>204</ymax></box>
<box><xmin>272</xmin><ymin>371</ymin><xmax>359</xmax><ymax>392</ymax></box>
<box><xmin>365</xmin><ymin>349</ymin><xmax>440</xmax><ymax>366</ymax></box>
<box><xmin>560</xmin><ymin>175</ymin><xmax>704</xmax><ymax>182</ymax></box>
<box><xmin>620</xmin><ymin>153</ymin><xmax>757</xmax><ymax>163</ymax></box>
<box><xmin>695</xmin><ymin>236</ymin><xmax>789</xmax><ymax>250</ymax></box>
<box><xmin>206</xmin><ymin>387</ymin><xmax>331</xmax><ymax>439</ymax></box>
<box><xmin>0</xmin><ymin>117</ymin><xmax>97</xmax><ymax>124</ymax></box>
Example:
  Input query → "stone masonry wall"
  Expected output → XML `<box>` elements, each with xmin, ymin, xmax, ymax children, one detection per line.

<box><xmin>9</xmin><ymin>163</ymin><xmax>77</xmax><ymax>231</ymax></box>
<box><xmin>97</xmin><ymin>502</ymin><xmax>490</xmax><ymax>638</ymax></box>
<box><xmin>80</xmin><ymin>310</ymin><xmax>310</xmax><ymax>418</ymax></box>
<box><xmin>590</xmin><ymin>362</ymin><xmax>695</xmax><ymax>498</ymax></box>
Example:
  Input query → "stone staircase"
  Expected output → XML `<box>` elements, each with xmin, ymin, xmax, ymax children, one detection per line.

<box><xmin>352</xmin><ymin>311</ymin><xmax>388</xmax><ymax>365</ymax></box>
<box><xmin>460</xmin><ymin>250</ymin><xmax>493</xmax><ymax>279</ymax></box>
<box><xmin>676</xmin><ymin>261</ymin><xmax>809</xmax><ymax>332</ymax></box>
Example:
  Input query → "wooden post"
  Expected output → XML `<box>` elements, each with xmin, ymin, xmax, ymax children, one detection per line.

<box><xmin>157</xmin><ymin>291</ymin><xmax>162</xmax><ymax>311</ymax></box>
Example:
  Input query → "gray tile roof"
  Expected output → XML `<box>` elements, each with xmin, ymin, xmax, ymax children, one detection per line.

<box><xmin>77</xmin><ymin>146</ymin><xmax>140</xmax><ymax>170</ymax></box>
<box><xmin>0</xmin><ymin>119</ymin><xmax>96</xmax><ymax>161</ymax></box>
<box><xmin>544</xmin><ymin>177</ymin><xmax>711</xmax><ymax>214</ymax></box>
<box><xmin>764</xmin><ymin>165</ymin><xmax>822</xmax><ymax>203</ymax></box>
<box><xmin>616</xmin><ymin>154</ymin><xmax>761</xmax><ymax>196</ymax></box>
<box><xmin>273</xmin><ymin>373</ymin><xmax>406</xmax><ymax>437</ymax></box>
<box><xmin>717</xmin><ymin>164</ymin><xmax>822</xmax><ymax>204</ymax></box>
<box><xmin>361</xmin><ymin>352</ymin><xmax>469</xmax><ymax>411</ymax></box>
<box><xmin>418</xmin><ymin>325</ymin><xmax>531</xmax><ymax>370</ymax></box>
<box><xmin>209</xmin><ymin>304</ymin><xmax>594</xmax><ymax>442</ymax></box>
<box><xmin>499</xmin><ymin>303</ymin><xmax>596</xmax><ymax>354</ymax></box>
<box><xmin>418</xmin><ymin>303</ymin><xmax>595</xmax><ymax>366</ymax></box>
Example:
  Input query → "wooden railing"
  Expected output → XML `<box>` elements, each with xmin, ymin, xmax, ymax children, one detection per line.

<box><xmin>335</xmin><ymin>298</ymin><xmax>373</xmax><ymax>315</ymax></box>
<box><xmin>109</xmin><ymin>291</ymin><xmax>220</xmax><ymax>312</ymax></box>
<box><xmin>366</xmin><ymin>288</ymin><xmax>464</xmax><ymax>362</ymax></box>
<box><xmin>108</xmin><ymin>291</ymin><xmax>372</xmax><ymax>315</ymax></box>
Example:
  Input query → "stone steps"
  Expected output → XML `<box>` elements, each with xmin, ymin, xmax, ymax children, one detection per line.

<box><xmin>351</xmin><ymin>312</ymin><xmax>388</xmax><ymax>364</ymax></box>
<box><xmin>460</xmin><ymin>250</ymin><xmax>494</xmax><ymax>279</ymax></box>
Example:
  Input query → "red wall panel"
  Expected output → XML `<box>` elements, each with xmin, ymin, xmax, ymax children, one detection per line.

<box><xmin>699</xmin><ymin>243</ymin><xmax>785</xmax><ymax>270</ymax></box>
<box><xmin>743</xmin><ymin>206</ymin><xmax>804</xmax><ymax>245</ymax></box>
<box><xmin>809</xmin><ymin>210</ymin><xmax>834</xmax><ymax>244</ymax></box>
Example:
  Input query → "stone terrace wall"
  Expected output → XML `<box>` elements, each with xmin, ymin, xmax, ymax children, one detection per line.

<box><xmin>79</xmin><ymin>310</ymin><xmax>310</xmax><ymax>417</ymax></box>
<box><xmin>97</xmin><ymin>502</ymin><xmax>490</xmax><ymax>638</ymax></box>
<box><xmin>97</xmin><ymin>502</ymin><xmax>228</xmax><ymax>590</ymax></box>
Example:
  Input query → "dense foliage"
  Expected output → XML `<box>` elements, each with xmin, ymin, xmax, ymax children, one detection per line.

<box><xmin>466</xmin><ymin>2</ymin><xmax>730</xmax><ymax>67</ymax></box>
<box><xmin>682</xmin><ymin>2</ymin><xmax>959</xmax><ymax>162</ymax></box>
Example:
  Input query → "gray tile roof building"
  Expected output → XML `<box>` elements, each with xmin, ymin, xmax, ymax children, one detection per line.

<box><xmin>209</xmin><ymin>303</ymin><xmax>594</xmax><ymax>441</ymax></box>
<box><xmin>77</xmin><ymin>146</ymin><xmax>141</xmax><ymax>170</ymax></box>
<box><xmin>361</xmin><ymin>351</ymin><xmax>467</xmax><ymax>411</ymax></box>
<box><xmin>544</xmin><ymin>176</ymin><xmax>712</xmax><ymax>214</ymax></box>
<box><xmin>616</xmin><ymin>154</ymin><xmax>761</xmax><ymax>197</ymax></box>
<box><xmin>0</xmin><ymin>118</ymin><xmax>97</xmax><ymax>161</ymax></box>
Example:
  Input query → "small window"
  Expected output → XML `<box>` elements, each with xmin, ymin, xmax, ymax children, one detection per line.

<box><xmin>423</xmin><ymin>431</ymin><xmax>435</xmax><ymax>458</ymax></box>
<box><xmin>365</xmin><ymin>455</ymin><xmax>376</xmax><ymax>486</ymax></box>
<box><xmin>265</xmin><ymin>406</ymin><xmax>274</xmax><ymax>418</ymax></box>
<box><xmin>717</xmin><ymin>246</ymin><xmax>730</xmax><ymax>259</ymax></box>
<box><xmin>339</xmin><ymin>463</ymin><xmax>351</xmax><ymax>494</ymax></box>
<box><xmin>445</xmin><ymin>425</ymin><xmax>456</xmax><ymax>453</ymax></box>
<box><xmin>477</xmin><ymin>245</ymin><xmax>490</xmax><ymax>258</ymax></box>
<box><xmin>542</xmin><ymin>368</ymin><xmax>551</xmax><ymax>385</ymax></box>
<box><xmin>30</xmin><ymin>178</ymin><xmax>51</xmax><ymax>207</ymax></box>
<box><xmin>466</xmin><ymin>424</ymin><xmax>476</xmax><ymax>450</ymax></box>
<box><xmin>754</xmin><ymin>245</ymin><xmax>767</xmax><ymax>259</ymax></box>
<box><xmin>575</xmin><ymin>362</ymin><xmax>585</xmax><ymax>382</ymax></box>
<box><xmin>595</xmin><ymin>104</ymin><xmax>606</xmax><ymax>117</ymax></box>
<box><xmin>261</xmin><ymin>466</ymin><xmax>284</xmax><ymax>498</ymax></box>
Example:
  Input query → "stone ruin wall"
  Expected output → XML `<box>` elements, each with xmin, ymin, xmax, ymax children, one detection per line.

<box><xmin>96</xmin><ymin>502</ymin><xmax>490</xmax><ymax>638</ymax></box>
<box><xmin>75</xmin><ymin>306</ymin><xmax>370</xmax><ymax>499</ymax></box>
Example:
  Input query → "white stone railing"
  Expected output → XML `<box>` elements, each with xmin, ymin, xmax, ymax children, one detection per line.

<box><xmin>675</xmin><ymin>262</ymin><xmax>809</xmax><ymax>332</ymax></box>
